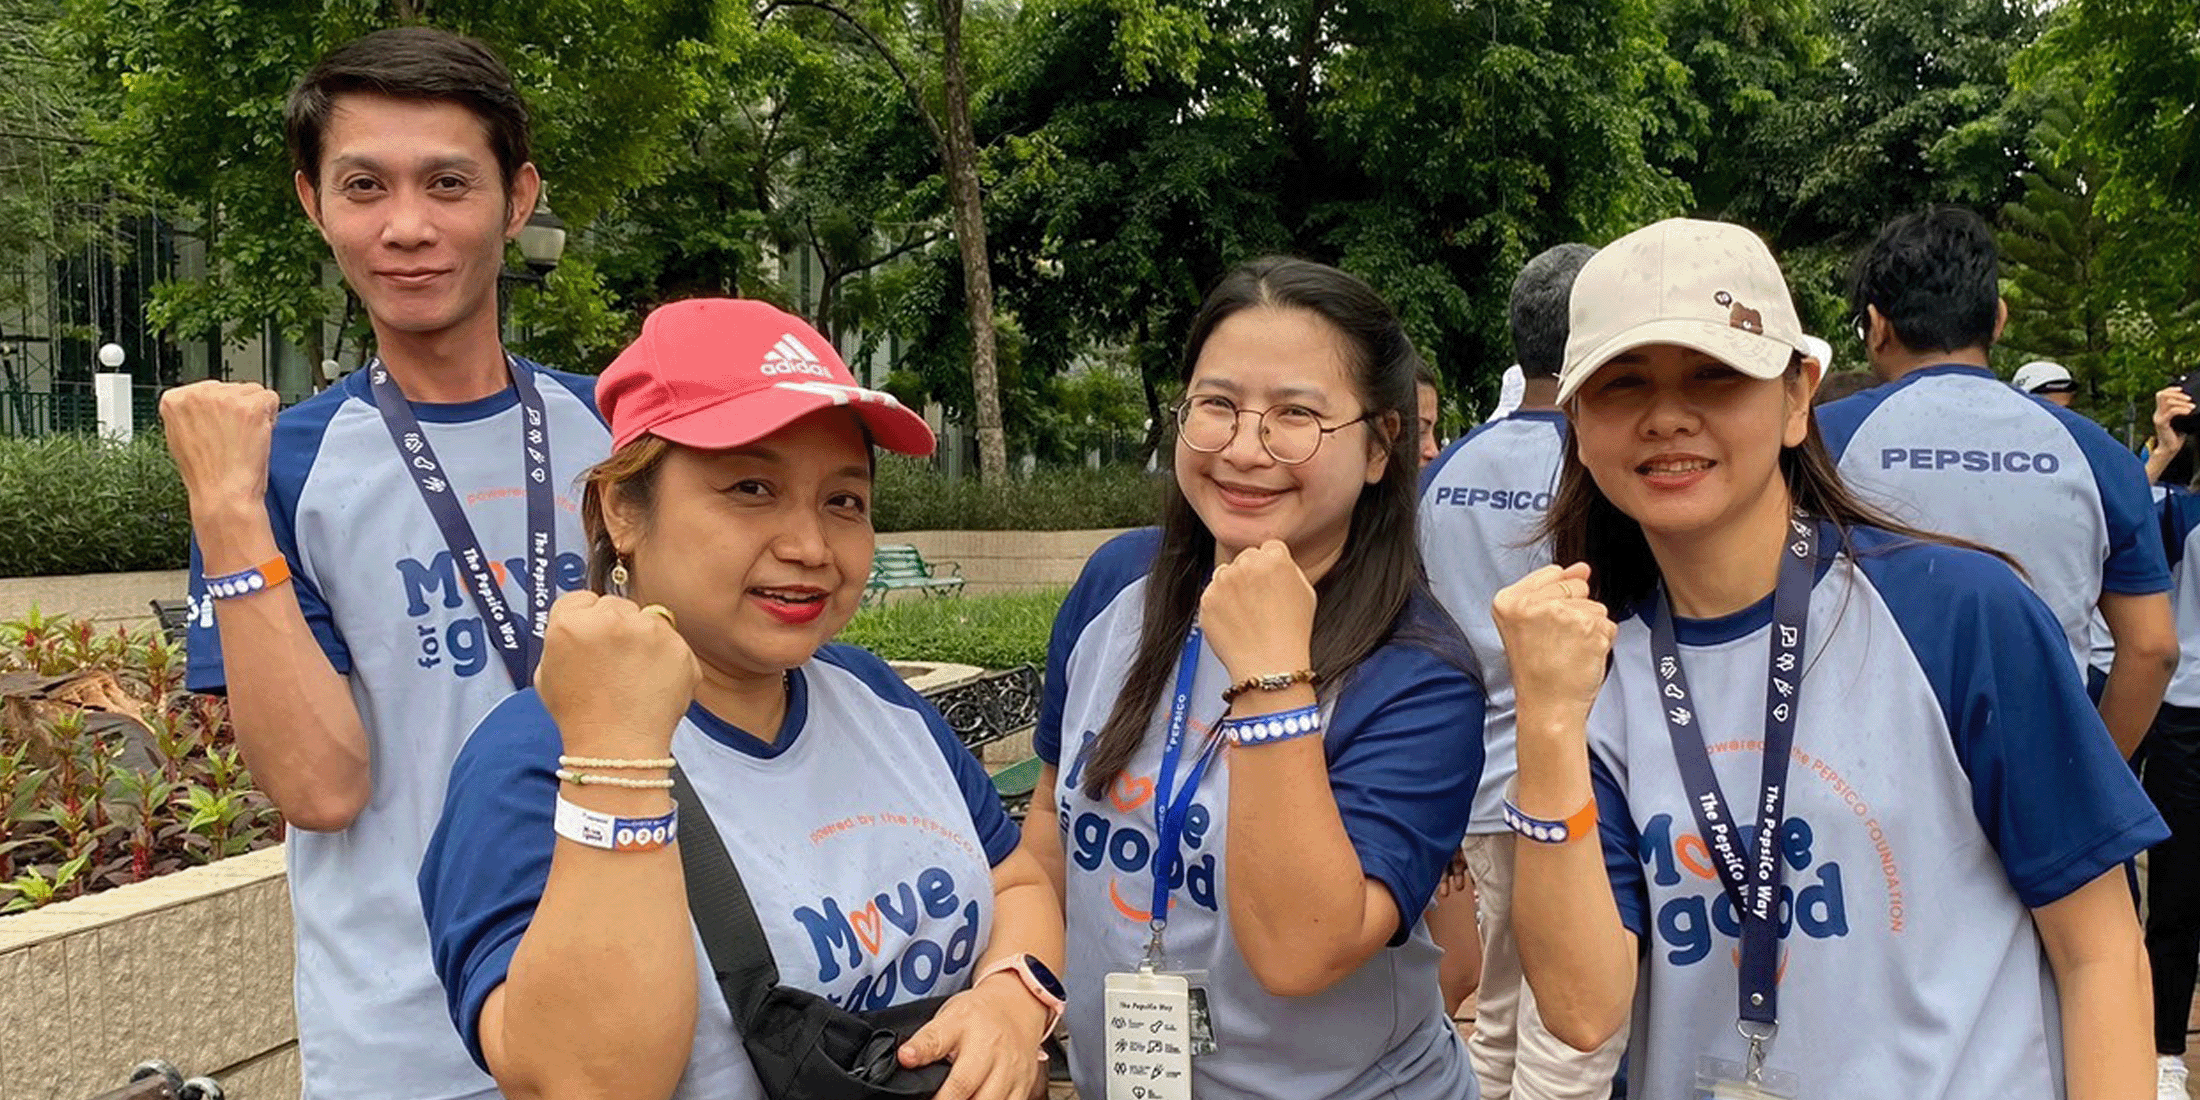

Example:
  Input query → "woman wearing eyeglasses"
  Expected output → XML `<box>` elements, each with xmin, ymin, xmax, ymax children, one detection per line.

<box><xmin>1014</xmin><ymin>257</ymin><xmax>1486</xmax><ymax>1100</ymax></box>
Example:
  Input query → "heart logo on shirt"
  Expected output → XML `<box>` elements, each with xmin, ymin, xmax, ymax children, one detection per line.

<box><xmin>1109</xmin><ymin>775</ymin><xmax>1155</xmax><ymax>813</ymax></box>
<box><xmin>851</xmin><ymin>901</ymin><xmax>885</xmax><ymax>956</ymax></box>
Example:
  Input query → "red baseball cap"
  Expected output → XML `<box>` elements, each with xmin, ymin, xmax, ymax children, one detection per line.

<box><xmin>597</xmin><ymin>298</ymin><xmax>935</xmax><ymax>456</ymax></box>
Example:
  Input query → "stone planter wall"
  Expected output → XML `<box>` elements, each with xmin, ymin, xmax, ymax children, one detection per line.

<box><xmin>881</xmin><ymin>528</ymin><xmax>1134</xmax><ymax>596</ymax></box>
<box><xmin>0</xmin><ymin>846</ymin><xmax>296</xmax><ymax>1100</ymax></box>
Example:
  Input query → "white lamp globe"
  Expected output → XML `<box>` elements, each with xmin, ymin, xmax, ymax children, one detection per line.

<box><xmin>96</xmin><ymin>343</ymin><xmax>125</xmax><ymax>369</ymax></box>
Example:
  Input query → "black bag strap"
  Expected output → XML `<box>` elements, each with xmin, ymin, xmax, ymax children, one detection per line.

<box><xmin>672</xmin><ymin>764</ymin><xmax>780</xmax><ymax>1030</ymax></box>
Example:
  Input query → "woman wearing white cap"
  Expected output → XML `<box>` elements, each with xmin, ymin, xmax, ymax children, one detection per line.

<box><xmin>1496</xmin><ymin>219</ymin><xmax>2160</xmax><ymax>1099</ymax></box>
<box><xmin>419</xmin><ymin>299</ymin><xmax>1064</xmax><ymax>1100</ymax></box>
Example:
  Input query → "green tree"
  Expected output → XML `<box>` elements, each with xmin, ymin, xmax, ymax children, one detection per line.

<box><xmin>57</xmin><ymin>0</ymin><xmax>719</xmax><ymax>382</ymax></box>
<box><xmin>2018</xmin><ymin>0</ymin><xmax>2200</xmax><ymax>221</ymax></box>
<box><xmin>979</xmin><ymin>0</ymin><xmax>1688</xmax><ymax>458</ymax></box>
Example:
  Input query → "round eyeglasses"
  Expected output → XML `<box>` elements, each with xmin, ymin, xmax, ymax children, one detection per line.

<box><xmin>1174</xmin><ymin>394</ymin><xmax>1373</xmax><ymax>465</ymax></box>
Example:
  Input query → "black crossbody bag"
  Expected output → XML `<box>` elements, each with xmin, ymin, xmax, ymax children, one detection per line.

<box><xmin>670</xmin><ymin>767</ymin><xmax>953</xmax><ymax>1099</ymax></box>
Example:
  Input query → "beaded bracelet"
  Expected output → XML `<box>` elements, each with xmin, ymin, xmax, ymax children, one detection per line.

<box><xmin>557</xmin><ymin>755</ymin><xmax>676</xmax><ymax>771</ymax></box>
<box><xmin>1220</xmin><ymin>669</ymin><xmax>1317</xmax><ymax>704</ymax></box>
<box><xmin>555</xmin><ymin>768</ymin><xmax>675</xmax><ymax>790</ymax></box>
<box><xmin>1219</xmin><ymin>704</ymin><xmax>1323</xmax><ymax>746</ymax></box>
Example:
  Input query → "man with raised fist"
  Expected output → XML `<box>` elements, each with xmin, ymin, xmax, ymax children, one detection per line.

<box><xmin>161</xmin><ymin>27</ymin><xmax>607</xmax><ymax>1100</ymax></box>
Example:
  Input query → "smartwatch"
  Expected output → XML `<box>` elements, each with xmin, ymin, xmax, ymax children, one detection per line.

<box><xmin>976</xmin><ymin>953</ymin><xmax>1067</xmax><ymax>1034</ymax></box>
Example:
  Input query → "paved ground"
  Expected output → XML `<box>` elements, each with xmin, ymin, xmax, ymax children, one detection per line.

<box><xmin>0</xmin><ymin>568</ymin><xmax>185</xmax><ymax>626</ymax></box>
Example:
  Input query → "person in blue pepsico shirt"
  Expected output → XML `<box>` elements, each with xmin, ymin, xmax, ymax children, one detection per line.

<box><xmin>1815</xmin><ymin>206</ymin><xmax>2175</xmax><ymax>761</ymax></box>
<box><xmin>419</xmin><ymin>299</ymin><xmax>1065</xmax><ymax>1100</ymax></box>
<box><xmin>162</xmin><ymin>28</ymin><xmax>609</xmax><ymax>1100</ymax></box>
<box><xmin>1499</xmin><ymin>217</ymin><xmax>2162</xmax><ymax>1100</ymax></box>
<box><xmin>1019</xmin><ymin>256</ymin><xmax>1486</xmax><ymax>1100</ymax></box>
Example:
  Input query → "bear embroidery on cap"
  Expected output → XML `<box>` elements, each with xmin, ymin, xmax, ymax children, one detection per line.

<box><xmin>1714</xmin><ymin>290</ymin><xmax>1764</xmax><ymax>335</ymax></box>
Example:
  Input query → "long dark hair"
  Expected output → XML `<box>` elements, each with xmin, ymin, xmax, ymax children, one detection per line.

<box><xmin>1542</xmin><ymin>355</ymin><xmax>2011</xmax><ymax>617</ymax></box>
<box><xmin>1079</xmin><ymin>256</ymin><xmax>1453</xmax><ymax>799</ymax></box>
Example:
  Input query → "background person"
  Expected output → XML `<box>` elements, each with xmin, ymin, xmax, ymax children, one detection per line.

<box><xmin>1421</xmin><ymin>242</ymin><xmax>1626</xmax><ymax>1100</ymax></box>
<box><xmin>1817</xmin><ymin>205</ymin><xmax>2176</xmax><ymax>758</ymax></box>
<box><xmin>421</xmin><ymin>299</ymin><xmax>1064</xmax><ymax>1100</ymax></box>
<box><xmin>2014</xmin><ymin>360</ymin><xmax>2079</xmax><ymax>407</ymax></box>
<box><xmin>1018</xmin><ymin>256</ymin><xmax>1485</xmax><ymax>1100</ymax></box>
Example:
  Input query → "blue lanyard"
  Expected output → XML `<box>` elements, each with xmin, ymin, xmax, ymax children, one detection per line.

<box><xmin>368</xmin><ymin>356</ymin><xmax>555</xmax><ymax>689</ymax></box>
<box><xmin>1649</xmin><ymin>513</ymin><xmax>1817</xmax><ymax>1042</ymax></box>
<box><xmin>1149</xmin><ymin>626</ymin><xmax>1223</xmax><ymax>928</ymax></box>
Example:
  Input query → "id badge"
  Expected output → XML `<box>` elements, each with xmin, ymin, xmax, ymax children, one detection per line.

<box><xmin>1160</xmin><ymin>968</ymin><xmax>1218</xmax><ymax>1055</ymax></box>
<box><xmin>1694</xmin><ymin>1055</ymin><xmax>1800</xmax><ymax>1100</ymax></box>
<box><xmin>1103</xmin><ymin>971</ymin><xmax>1194</xmax><ymax>1100</ymax></box>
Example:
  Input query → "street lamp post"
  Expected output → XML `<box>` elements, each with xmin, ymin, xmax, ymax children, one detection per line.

<box><xmin>498</xmin><ymin>201</ymin><xmax>568</xmax><ymax>339</ymax></box>
<box><xmin>94</xmin><ymin>342</ymin><xmax>131</xmax><ymax>442</ymax></box>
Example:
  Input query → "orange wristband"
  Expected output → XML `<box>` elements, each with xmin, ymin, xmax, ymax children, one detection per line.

<box><xmin>1502</xmin><ymin>796</ymin><xmax>1598</xmax><ymax>844</ymax></box>
<box><xmin>204</xmin><ymin>556</ymin><xmax>292</xmax><ymax>601</ymax></box>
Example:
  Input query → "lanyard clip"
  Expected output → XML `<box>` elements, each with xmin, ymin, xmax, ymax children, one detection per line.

<box><xmin>1737</xmin><ymin>1020</ymin><xmax>1776</xmax><ymax>1085</ymax></box>
<box><xmin>1141</xmin><ymin>919</ymin><xmax>1167</xmax><ymax>973</ymax></box>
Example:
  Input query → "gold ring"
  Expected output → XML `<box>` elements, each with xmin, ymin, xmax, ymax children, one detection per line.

<box><xmin>641</xmin><ymin>604</ymin><xmax>677</xmax><ymax>629</ymax></box>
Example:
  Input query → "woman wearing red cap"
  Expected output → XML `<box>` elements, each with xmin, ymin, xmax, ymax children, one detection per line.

<box><xmin>1498</xmin><ymin>218</ymin><xmax>2157</xmax><ymax>1099</ymax></box>
<box><xmin>419</xmin><ymin>299</ymin><xmax>1065</xmax><ymax>1100</ymax></box>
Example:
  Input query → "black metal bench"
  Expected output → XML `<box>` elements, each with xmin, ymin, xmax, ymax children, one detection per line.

<box><xmin>917</xmin><ymin>664</ymin><xmax>1044</xmax><ymax>818</ymax></box>
<box><xmin>149</xmin><ymin>598</ymin><xmax>189</xmax><ymax>648</ymax></box>
<box><xmin>864</xmin><ymin>544</ymin><xmax>965</xmax><ymax>606</ymax></box>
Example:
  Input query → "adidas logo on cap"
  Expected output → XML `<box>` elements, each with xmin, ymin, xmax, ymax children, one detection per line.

<box><xmin>760</xmin><ymin>333</ymin><xmax>834</xmax><ymax>379</ymax></box>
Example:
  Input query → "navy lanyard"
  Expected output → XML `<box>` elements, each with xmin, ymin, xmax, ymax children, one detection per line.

<box><xmin>1149</xmin><ymin>626</ymin><xmax>1224</xmax><ymax>932</ymax></box>
<box><xmin>1648</xmin><ymin>513</ymin><xmax>1818</xmax><ymax>1038</ymax></box>
<box><xmin>368</xmin><ymin>356</ymin><xmax>555</xmax><ymax>689</ymax></box>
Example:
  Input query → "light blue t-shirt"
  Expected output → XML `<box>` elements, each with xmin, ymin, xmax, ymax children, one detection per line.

<box><xmin>1817</xmin><ymin>364</ymin><xmax>2170</xmax><ymax>672</ymax></box>
<box><xmin>2153</xmin><ymin>486</ymin><xmax>2200</xmax><ymax>708</ymax></box>
<box><xmin>1588</xmin><ymin>525</ymin><xmax>2164</xmax><ymax>1100</ymax></box>
<box><xmin>184</xmin><ymin>361</ymin><xmax>608</xmax><ymax>1100</ymax></box>
<box><xmin>1037</xmin><ymin>530</ymin><xmax>1485</xmax><ymax>1100</ymax></box>
<box><xmin>1419</xmin><ymin>408</ymin><xmax>1566</xmax><ymax>834</ymax></box>
<box><xmin>419</xmin><ymin>646</ymin><xmax>1019</xmax><ymax>1097</ymax></box>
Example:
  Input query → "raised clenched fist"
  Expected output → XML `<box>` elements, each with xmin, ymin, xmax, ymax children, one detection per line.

<box><xmin>1199</xmin><ymin>540</ymin><xmax>1316</xmax><ymax>685</ymax></box>
<box><xmin>1492</xmin><ymin>563</ymin><xmax>1616</xmax><ymax>739</ymax></box>
<box><xmin>159</xmin><ymin>381</ymin><xmax>280</xmax><ymax>518</ymax></box>
<box><xmin>536</xmin><ymin>592</ymin><xmax>700</xmax><ymax>758</ymax></box>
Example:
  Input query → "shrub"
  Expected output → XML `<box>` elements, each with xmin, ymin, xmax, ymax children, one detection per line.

<box><xmin>0</xmin><ymin>434</ymin><xmax>190</xmax><ymax>577</ymax></box>
<box><xmin>872</xmin><ymin>457</ymin><xmax>1161</xmax><ymax>532</ymax></box>
<box><xmin>0</xmin><ymin>609</ymin><xmax>279</xmax><ymax>913</ymax></box>
<box><xmin>835</xmin><ymin>588</ymin><xmax>1068</xmax><ymax>670</ymax></box>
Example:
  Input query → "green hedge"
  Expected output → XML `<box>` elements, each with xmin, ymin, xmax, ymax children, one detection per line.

<box><xmin>0</xmin><ymin>435</ymin><xmax>1153</xmax><ymax>578</ymax></box>
<box><xmin>835</xmin><ymin>588</ymin><xmax>1066</xmax><ymax>670</ymax></box>
<box><xmin>0</xmin><ymin>434</ymin><xmax>189</xmax><ymax>578</ymax></box>
<box><xmin>873</xmin><ymin>457</ymin><xmax>1160</xmax><ymax>532</ymax></box>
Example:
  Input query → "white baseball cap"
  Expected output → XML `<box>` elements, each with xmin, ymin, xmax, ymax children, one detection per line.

<box><xmin>1559</xmin><ymin>218</ymin><xmax>1809</xmax><ymax>403</ymax></box>
<box><xmin>2011</xmin><ymin>360</ymin><xmax>2074</xmax><ymax>394</ymax></box>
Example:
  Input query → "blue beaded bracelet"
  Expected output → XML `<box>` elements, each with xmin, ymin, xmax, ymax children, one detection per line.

<box><xmin>1220</xmin><ymin>704</ymin><xmax>1324</xmax><ymax>746</ymax></box>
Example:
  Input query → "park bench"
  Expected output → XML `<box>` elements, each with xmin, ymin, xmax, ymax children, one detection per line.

<box><xmin>864</xmin><ymin>544</ymin><xmax>964</xmax><ymax>606</ymax></box>
<box><xmin>150</xmin><ymin>598</ymin><xmax>189</xmax><ymax>648</ymax></box>
<box><xmin>78</xmin><ymin>1060</ymin><xmax>223</xmax><ymax>1100</ymax></box>
<box><xmin>917</xmin><ymin>663</ymin><xmax>1044</xmax><ymax>819</ymax></box>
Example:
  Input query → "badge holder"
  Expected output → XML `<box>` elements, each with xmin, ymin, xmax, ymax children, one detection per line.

<box><xmin>1693</xmin><ymin>1022</ymin><xmax>1799</xmax><ymax>1100</ymax></box>
<box><xmin>1102</xmin><ymin>923</ymin><xmax>1196</xmax><ymax>1100</ymax></box>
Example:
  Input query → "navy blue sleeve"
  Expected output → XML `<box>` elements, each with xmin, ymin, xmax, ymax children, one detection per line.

<box><xmin>2161</xmin><ymin>485</ymin><xmax>2200</xmax><ymax>570</ymax></box>
<box><xmin>1861</xmin><ymin>535</ymin><xmax>2169</xmax><ymax>906</ymax></box>
<box><xmin>1811</xmin><ymin>386</ymin><xmax>1893</xmax><ymax>462</ymax></box>
<box><xmin>1036</xmin><ymin>529</ymin><xmax>1161</xmax><ymax>765</ymax></box>
<box><xmin>417</xmin><ymin>690</ymin><xmax>563</xmax><ymax>1072</ymax></box>
<box><xmin>1589</xmin><ymin>753</ymin><xmax>1649</xmax><ymax>938</ymax></box>
<box><xmin>185</xmin><ymin>397</ymin><xmax>353</xmax><ymax>692</ymax></box>
<box><xmin>818</xmin><ymin>645</ymin><xmax>1019</xmax><ymax>866</ymax></box>
<box><xmin>1325</xmin><ymin>643</ymin><xmax>1484</xmax><ymax>945</ymax></box>
<box><xmin>2054</xmin><ymin>406</ymin><xmax>2172</xmax><ymax>595</ymax></box>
